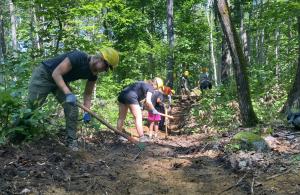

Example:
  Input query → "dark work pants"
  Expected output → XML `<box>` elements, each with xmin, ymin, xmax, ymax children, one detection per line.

<box><xmin>28</xmin><ymin>65</ymin><xmax>78</xmax><ymax>144</ymax></box>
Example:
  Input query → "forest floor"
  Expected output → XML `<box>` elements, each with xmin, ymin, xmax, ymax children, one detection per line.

<box><xmin>1</xmin><ymin>96</ymin><xmax>300</xmax><ymax>195</ymax></box>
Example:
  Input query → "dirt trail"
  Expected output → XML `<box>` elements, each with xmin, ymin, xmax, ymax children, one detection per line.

<box><xmin>0</xmin><ymin>132</ymin><xmax>248</xmax><ymax>195</ymax></box>
<box><xmin>1</xmin><ymin>95</ymin><xmax>300</xmax><ymax>194</ymax></box>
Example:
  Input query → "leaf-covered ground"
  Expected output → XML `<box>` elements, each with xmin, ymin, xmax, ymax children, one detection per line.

<box><xmin>1</xmin><ymin>96</ymin><xmax>300</xmax><ymax>195</ymax></box>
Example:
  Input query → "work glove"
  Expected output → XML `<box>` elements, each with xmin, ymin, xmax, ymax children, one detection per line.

<box><xmin>151</xmin><ymin>109</ymin><xmax>159</xmax><ymax>115</ymax></box>
<box><xmin>65</xmin><ymin>93</ymin><xmax>76</xmax><ymax>105</ymax></box>
<box><xmin>83</xmin><ymin>112</ymin><xmax>91</xmax><ymax>123</ymax></box>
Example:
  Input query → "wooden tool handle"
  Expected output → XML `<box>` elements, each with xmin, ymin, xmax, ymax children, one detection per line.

<box><xmin>158</xmin><ymin>112</ymin><xmax>174</xmax><ymax>119</ymax></box>
<box><xmin>76</xmin><ymin>102</ymin><xmax>138</xmax><ymax>144</ymax></box>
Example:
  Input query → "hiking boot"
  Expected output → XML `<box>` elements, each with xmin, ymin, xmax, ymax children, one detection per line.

<box><xmin>68</xmin><ymin>140</ymin><xmax>79</xmax><ymax>152</ymax></box>
<box><xmin>139</xmin><ymin>135</ymin><xmax>150</xmax><ymax>143</ymax></box>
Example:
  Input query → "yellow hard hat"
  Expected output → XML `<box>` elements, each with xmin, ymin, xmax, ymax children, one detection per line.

<box><xmin>184</xmin><ymin>71</ymin><xmax>189</xmax><ymax>77</ymax></box>
<box><xmin>154</xmin><ymin>77</ymin><xmax>164</xmax><ymax>89</ymax></box>
<box><xmin>171</xmin><ymin>89</ymin><xmax>175</xmax><ymax>94</ymax></box>
<box><xmin>100</xmin><ymin>47</ymin><xmax>119</xmax><ymax>69</ymax></box>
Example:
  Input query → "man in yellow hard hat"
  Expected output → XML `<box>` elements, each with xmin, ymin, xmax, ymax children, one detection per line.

<box><xmin>24</xmin><ymin>47</ymin><xmax>119</xmax><ymax>151</ymax></box>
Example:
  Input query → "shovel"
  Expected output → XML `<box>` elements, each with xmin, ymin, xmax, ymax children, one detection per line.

<box><xmin>76</xmin><ymin>102</ymin><xmax>145</xmax><ymax>150</ymax></box>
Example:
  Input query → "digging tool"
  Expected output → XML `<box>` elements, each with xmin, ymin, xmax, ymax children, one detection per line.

<box><xmin>157</xmin><ymin>112</ymin><xmax>174</xmax><ymax>119</ymax></box>
<box><xmin>164</xmin><ymin>105</ymin><xmax>168</xmax><ymax>138</ymax></box>
<box><xmin>76</xmin><ymin>102</ymin><xmax>145</xmax><ymax>150</ymax></box>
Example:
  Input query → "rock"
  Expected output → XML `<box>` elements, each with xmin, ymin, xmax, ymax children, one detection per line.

<box><xmin>232</xmin><ymin>131</ymin><xmax>268</xmax><ymax>152</ymax></box>
<box><xmin>48</xmin><ymin>153</ymin><xmax>63</xmax><ymax>163</ymax></box>
<box><xmin>228</xmin><ymin>151</ymin><xmax>267</xmax><ymax>171</ymax></box>
<box><xmin>252</xmin><ymin>141</ymin><xmax>268</xmax><ymax>152</ymax></box>
<box><xmin>287</xmin><ymin>135</ymin><xmax>295</xmax><ymax>139</ymax></box>
<box><xmin>17</xmin><ymin>170</ymin><xmax>28</xmax><ymax>178</ymax></box>
<box><xmin>264</xmin><ymin>135</ymin><xmax>278</xmax><ymax>148</ymax></box>
<box><xmin>20</xmin><ymin>188</ymin><xmax>31</xmax><ymax>194</ymax></box>
<box><xmin>238</xmin><ymin>160</ymin><xmax>247</xmax><ymax>170</ymax></box>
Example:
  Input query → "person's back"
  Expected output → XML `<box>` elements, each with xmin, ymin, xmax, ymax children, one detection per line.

<box><xmin>199</xmin><ymin>68</ymin><xmax>212</xmax><ymax>91</ymax></box>
<box><xmin>119</xmin><ymin>81</ymin><xmax>154</xmax><ymax>103</ymax></box>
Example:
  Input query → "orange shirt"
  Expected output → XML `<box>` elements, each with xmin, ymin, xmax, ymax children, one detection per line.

<box><xmin>163</xmin><ymin>86</ymin><xmax>172</xmax><ymax>95</ymax></box>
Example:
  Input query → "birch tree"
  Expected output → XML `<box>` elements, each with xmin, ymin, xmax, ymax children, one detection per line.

<box><xmin>166</xmin><ymin>0</ymin><xmax>174</xmax><ymax>87</ymax></box>
<box><xmin>207</xmin><ymin>0</ymin><xmax>218</xmax><ymax>85</ymax></box>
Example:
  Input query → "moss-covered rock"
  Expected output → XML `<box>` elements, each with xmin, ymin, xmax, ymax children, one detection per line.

<box><xmin>233</xmin><ymin>131</ymin><xmax>263</xmax><ymax>142</ymax></box>
<box><xmin>232</xmin><ymin>131</ymin><xmax>268</xmax><ymax>152</ymax></box>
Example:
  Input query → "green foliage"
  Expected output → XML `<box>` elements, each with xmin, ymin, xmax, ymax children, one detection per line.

<box><xmin>0</xmin><ymin>90</ymin><xmax>22</xmax><ymax>128</ymax></box>
<box><xmin>191</xmin><ymin>83</ymin><xmax>241</xmax><ymax>132</ymax></box>
<box><xmin>225</xmin><ymin>143</ymin><xmax>241</xmax><ymax>152</ymax></box>
<box><xmin>0</xmin><ymin>0</ymin><xmax>299</xmax><ymax>145</ymax></box>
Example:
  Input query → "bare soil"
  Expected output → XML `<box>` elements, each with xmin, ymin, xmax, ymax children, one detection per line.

<box><xmin>1</xmin><ymin>96</ymin><xmax>300</xmax><ymax>194</ymax></box>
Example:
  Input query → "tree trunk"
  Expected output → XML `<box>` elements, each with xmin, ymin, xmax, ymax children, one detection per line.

<box><xmin>275</xmin><ymin>26</ymin><xmax>280</xmax><ymax>82</ymax></box>
<box><xmin>239</xmin><ymin>4</ymin><xmax>250</xmax><ymax>63</ymax></box>
<box><xmin>247</xmin><ymin>1</ymin><xmax>253</xmax><ymax>64</ymax></box>
<box><xmin>166</xmin><ymin>0</ymin><xmax>174</xmax><ymax>87</ymax></box>
<box><xmin>9</xmin><ymin>0</ymin><xmax>17</xmax><ymax>56</ymax></box>
<box><xmin>30</xmin><ymin>4</ymin><xmax>40</xmax><ymax>51</ymax></box>
<box><xmin>287</xmin><ymin>17</ymin><xmax>293</xmax><ymax>72</ymax></box>
<box><xmin>258</xmin><ymin>0</ymin><xmax>265</xmax><ymax>65</ymax></box>
<box><xmin>282</xmin><ymin>17</ymin><xmax>300</xmax><ymax>113</ymax></box>
<box><xmin>215</xmin><ymin>0</ymin><xmax>258</xmax><ymax>126</ymax></box>
<box><xmin>54</xmin><ymin>18</ymin><xmax>63</xmax><ymax>55</ymax></box>
<box><xmin>207</xmin><ymin>0</ymin><xmax>218</xmax><ymax>86</ymax></box>
<box><xmin>0</xmin><ymin>0</ymin><xmax>6</xmax><ymax>62</ymax></box>
<box><xmin>221</xmin><ymin>36</ymin><xmax>232</xmax><ymax>84</ymax></box>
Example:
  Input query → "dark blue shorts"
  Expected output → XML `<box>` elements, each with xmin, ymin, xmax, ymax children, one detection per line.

<box><xmin>118</xmin><ymin>91</ymin><xmax>139</xmax><ymax>105</ymax></box>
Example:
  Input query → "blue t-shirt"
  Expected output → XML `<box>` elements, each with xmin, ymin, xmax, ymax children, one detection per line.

<box><xmin>151</xmin><ymin>91</ymin><xmax>164</xmax><ymax>109</ymax></box>
<box><xmin>42</xmin><ymin>50</ymin><xmax>97</xmax><ymax>82</ymax></box>
<box><xmin>121</xmin><ymin>81</ymin><xmax>154</xmax><ymax>102</ymax></box>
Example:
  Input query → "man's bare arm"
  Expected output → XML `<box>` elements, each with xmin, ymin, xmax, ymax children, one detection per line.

<box><xmin>83</xmin><ymin>80</ymin><xmax>96</xmax><ymax>108</ymax></box>
<box><xmin>52</xmin><ymin>58</ymin><xmax>72</xmax><ymax>95</ymax></box>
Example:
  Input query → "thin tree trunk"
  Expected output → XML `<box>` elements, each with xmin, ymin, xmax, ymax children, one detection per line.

<box><xmin>215</xmin><ymin>0</ymin><xmax>258</xmax><ymax>126</ymax></box>
<box><xmin>207</xmin><ymin>0</ymin><xmax>218</xmax><ymax>85</ymax></box>
<box><xmin>287</xmin><ymin>17</ymin><xmax>292</xmax><ymax>71</ymax></box>
<box><xmin>166</xmin><ymin>0</ymin><xmax>174</xmax><ymax>87</ymax></box>
<box><xmin>247</xmin><ymin>1</ymin><xmax>252</xmax><ymax>64</ymax></box>
<box><xmin>239</xmin><ymin>4</ymin><xmax>250</xmax><ymax>63</ymax></box>
<box><xmin>0</xmin><ymin>0</ymin><xmax>6</xmax><ymax>62</ymax></box>
<box><xmin>258</xmin><ymin>29</ymin><xmax>265</xmax><ymax>64</ymax></box>
<box><xmin>255</xmin><ymin>29</ymin><xmax>259</xmax><ymax>64</ymax></box>
<box><xmin>54</xmin><ymin>18</ymin><xmax>63</xmax><ymax>54</ymax></box>
<box><xmin>9</xmin><ymin>0</ymin><xmax>17</xmax><ymax>56</ymax></box>
<box><xmin>30</xmin><ymin>4</ymin><xmax>40</xmax><ymax>50</ymax></box>
<box><xmin>258</xmin><ymin>0</ymin><xmax>265</xmax><ymax>65</ymax></box>
<box><xmin>275</xmin><ymin>27</ymin><xmax>280</xmax><ymax>82</ymax></box>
